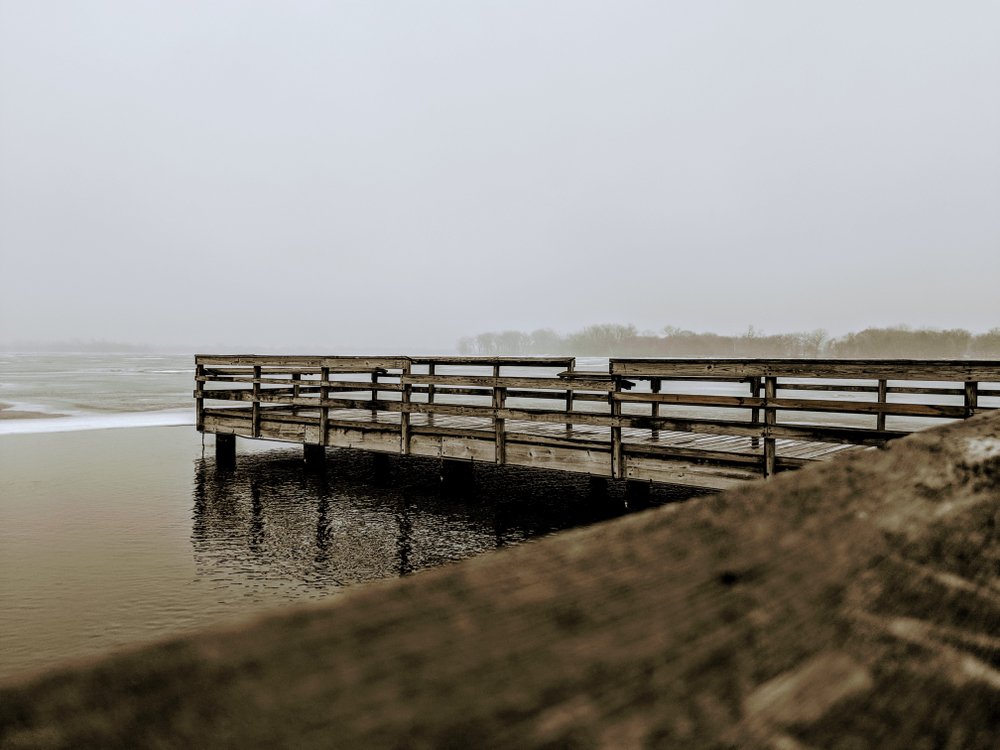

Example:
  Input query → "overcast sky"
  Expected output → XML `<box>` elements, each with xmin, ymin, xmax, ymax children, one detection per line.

<box><xmin>1</xmin><ymin>1</ymin><xmax>998</xmax><ymax>351</ymax></box>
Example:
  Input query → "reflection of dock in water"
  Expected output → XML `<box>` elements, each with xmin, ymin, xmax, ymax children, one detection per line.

<box><xmin>191</xmin><ymin>448</ymin><xmax>678</xmax><ymax>597</ymax></box>
<box><xmin>195</xmin><ymin>355</ymin><xmax>1000</xmax><ymax>492</ymax></box>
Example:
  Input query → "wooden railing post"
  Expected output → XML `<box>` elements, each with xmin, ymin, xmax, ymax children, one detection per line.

<box><xmin>877</xmin><ymin>379</ymin><xmax>888</xmax><ymax>432</ymax></box>
<box><xmin>252</xmin><ymin>365</ymin><xmax>261</xmax><ymax>438</ymax></box>
<box><xmin>651</xmin><ymin>377</ymin><xmax>661</xmax><ymax>439</ymax></box>
<box><xmin>750</xmin><ymin>376</ymin><xmax>761</xmax><ymax>449</ymax></box>
<box><xmin>319</xmin><ymin>367</ymin><xmax>329</xmax><ymax>446</ymax></box>
<box><xmin>763</xmin><ymin>376</ymin><xmax>776</xmax><ymax>479</ymax></box>
<box><xmin>371</xmin><ymin>370</ymin><xmax>379</xmax><ymax>419</ymax></box>
<box><xmin>611</xmin><ymin>376</ymin><xmax>623</xmax><ymax>479</ymax></box>
<box><xmin>401</xmin><ymin>361</ymin><xmax>411</xmax><ymax>455</ymax></box>
<box><xmin>564</xmin><ymin>359</ymin><xmax>574</xmax><ymax>433</ymax></box>
<box><xmin>291</xmin><ymin>372</ymin><xmax>301</xmax><ymax>416</ymax></box>
<box><xmin>965</xmin><ymin>381</ymin><xmax>979</xmax><ymax>418</ymax></box>
<box><xmin>427</xmin><ymin>363</ymin><xmax>436</xmax><ymax>426</ymax></box>
<box><xmin>494</xmin><ymin>364</ymin><xmax>506</xmax><ymax>464</ymax></box>
<box><xmin>195</xmin><ymin>363</ymin><xmax>204</xmax><ymax>432</ymax></box>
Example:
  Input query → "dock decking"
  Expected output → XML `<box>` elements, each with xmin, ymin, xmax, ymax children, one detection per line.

<box><xmin>195</xmin><ymin>356</ymin><xmax>1000</xmax><ymax>490</ymax></box>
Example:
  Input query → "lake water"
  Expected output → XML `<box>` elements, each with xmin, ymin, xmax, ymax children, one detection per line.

<box><xmin>0</xmin><ymin>353</ymin><xmax>701</xmax><ymax>684</ymax></box>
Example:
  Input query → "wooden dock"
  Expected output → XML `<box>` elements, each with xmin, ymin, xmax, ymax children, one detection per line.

<box><xmin>194</xmin><ymin>356</ymin><xmax>1000</xmax><ymax>491</ymax></box>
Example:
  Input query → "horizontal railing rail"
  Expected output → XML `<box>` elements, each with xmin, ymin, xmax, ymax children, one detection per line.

<box><xmin>195</xmin><ymin>355</ymin><xmax>1000</xmax><ymax>484</ymax></box>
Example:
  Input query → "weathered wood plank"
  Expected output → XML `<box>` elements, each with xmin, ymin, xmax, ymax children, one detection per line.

<box><xmin>624</xmin><ymin>443</ymin><xmax>763</xmax><ymax>466</ymax></box>
<box><xmin>410</xmin><ymin>425</ymin><xmax>494</xmax><ymax>441</ymax></box>
<box><xmin>201</xmin><ymin>412</ymin><xmax>251</xmax><ymax>436</ymax></box>
<box><xmin>197</xmin><ymin>377</ymin><xmax>404</xmax><ymax>391</ymax></box>
<box><xmin>505</xmin><ymin>442</ymin><xmax>612</xmax><ymax>477</ymax></box>
<box><xmin>261</xmin><ymin>420</ymin><xmax>316</xmax><ymax>444</ymax></box>
<box><xmin>196</xmin><ymin>355</ymin><xmax>407</xmax><ymax>369</ymax></box>
<box><xmin>411</xmin><ymin>386</ymin><xmax>608</xmax><ymax>403</ymax></box>
<box><xmin>401</xmin><ymin>374</ymin><xmax>617</xmax><ymax>392</ymax></box>
<box><xmin>409</xmin><ymin>357</ymin><xmax>574</xmax><ymax>367</ymax></box>
<box><xmin>611</xmin><ymin>358</ymin><xmax>1000</xmax><ymax>381</ymax></box>
<box><xmin>506</xmin><ymin>432</ymin><xmax>609</xmax><ymax>452</ymax></box>
<box><xmin>408</xmin><ymin>433</ymin><xmax>494</xmax><ymax>461</ymax></box>
<box><xmin>326</xmin><ymin>427</ymin><xmax>401</xmax><ymax>454</ymax></box>
<box><xmin>624</xmin><ymin>455</ymin><xmax>757</xmax><ymax>490</ymax></box>
<box><xmin>613</xmin><ymin>391</ymin><xmax>975</xmax><ymax>419</ymax></box>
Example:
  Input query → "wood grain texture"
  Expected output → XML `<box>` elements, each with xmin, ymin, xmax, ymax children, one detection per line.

<box><xmin>611</xmin><ymin>358</ymin><xmax>1000</xmax><ymax>381</ymax></box>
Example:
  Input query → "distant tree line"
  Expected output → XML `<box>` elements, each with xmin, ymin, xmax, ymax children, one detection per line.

<box><xmin>457</xmin><ymin>325</ymin><xmax>1000</xmax><ymax>358</ymax></box>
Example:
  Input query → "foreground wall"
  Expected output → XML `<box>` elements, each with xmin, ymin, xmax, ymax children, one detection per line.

<box><xmin>5</xmin><ymin>413</ymin><xmax>1000</xmax><ymax>749</ymax></box>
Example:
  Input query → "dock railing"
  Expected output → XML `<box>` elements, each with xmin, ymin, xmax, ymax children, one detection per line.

<box><xmin>195</xmin><ymin>356</ymin><xmax>1000</xmax><ymax>489</ymax></box>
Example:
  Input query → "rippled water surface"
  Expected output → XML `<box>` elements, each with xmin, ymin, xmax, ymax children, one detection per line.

<box><xmin>0</xmin><ymin>421</ymin><xmax>699</xmax><ymax>684</ymax></box>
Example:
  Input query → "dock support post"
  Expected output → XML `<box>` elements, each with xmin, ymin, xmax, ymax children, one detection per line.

<box><xmin>440</xmin><ymin>458</ymin><xmax>474</xmax><ymax>489</ymax></box>
<box><xmin>251</xmin><ymin>365</ymin><xmax>261</xmax><ymax>438</ymax></box>
<box><xmin>304</xmin><ymin>444</ymin><xmax>326</xmax><ymax>470</ymax></box>
<box><xmin>195</xmin><ymin>363</ymin><xmax>204</xmax><ymax>432</ymax></box>
<box><xmin>750</xmin><ymin>377</ymin><xmax>761</xmax><ymax>449</ymax></box>
<box><xmin>625</xmin><ymin>479</ymin><xmax>651</xmax><ymax>511</ymax></box>
<box><xmin>588</xmin><ymin>476</ymin><xmax>609</xmax><ymax>497</ymax></box>
<box><xmin>965</xmin><ymin>381</ymin><xmax>979</xmax><ymax>419</ymax></box>
<box><xmin>319</xmin><ymin>367</ymin><xmax>329</xmax><ymax>446</ymax></box>
<box><xmin>650</xmin><ymin>377</ymin><xmax>660</xmax><ymax>439</ymax></box>
<box><xmin>764</xmin><ymin>376</ymin><xmax>777</xmax><ymax>479</ymax></box>
<box><xmin>877</xmin><ymin>379</ymin><xmax>887</xmax><ymax>432</ymax></box>
<box><xmin>611</xmin><ymin>376</ymin><xmax>623</xmax><ymax>479</ymax></box>
<box><xmin>427</xmin><ymin>363</ymin><xmax>436</xmax><ymax>426</ymax></box>
<box><xmin>216</xmin><ymin>434</ymin><xmax>236</xmax><ymax>467</ymax></box>
<box><xmin>372</xmin><ymin>452</ymin><xmax>390</xmax><ymax>484</ymax></box>
<box><xmin>400</xmin><ymin>360</ymin><xmax>412</xmax><ymax>455</ymax></box>
<box><xmin>564</xmin><ymin>359</ymin><xmax>574</xmax><ymax>433</ymax></box>
<box><xmin>494</xmin><ymin>364</ymin><xmax>506</xmax><ymax>464</ymax></box>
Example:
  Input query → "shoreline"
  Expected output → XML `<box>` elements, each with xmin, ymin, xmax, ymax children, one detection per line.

<box><xmin>0</xmin><ymin>401</ymin><xmax>68</xmax><ymax>420</ymax></box>
<box><xmin>0</xmin><ymin>407</ymin><xmax>195</xmax><ymax>435</ymax></box>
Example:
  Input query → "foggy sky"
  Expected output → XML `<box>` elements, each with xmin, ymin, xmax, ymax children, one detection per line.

<box><xmin>1</xmin><ymin>1</ymin><xmax>998</xmax><ymax>351</ymax></box>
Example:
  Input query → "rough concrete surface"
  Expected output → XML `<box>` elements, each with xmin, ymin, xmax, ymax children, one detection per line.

<box><xmin>4</xmin><ymin>412</ymin><xmax>1000</xmax><ymax>749</ymax></box>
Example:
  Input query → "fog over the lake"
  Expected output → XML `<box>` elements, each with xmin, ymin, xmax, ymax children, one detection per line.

<box><xmin>1</xmin><ymin>2</ymin><xmax>997</xmax><ymax>351</ymax></box>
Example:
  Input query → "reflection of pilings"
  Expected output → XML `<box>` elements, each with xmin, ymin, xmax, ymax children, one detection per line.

<box><xmin>192</xmin><ymin>460</ymin><xmax>209</xmax><ymax>543</ymax></box>
<box><xmin>315</xmin><ymin>486</ymin><xmax>331</xmax><ymax>567</ymax></box>
<box><xmin>440</xmin><ymin>459</ymin><xmax>474</xmax><ymax>489</ymax></box>
<box><xmin>249</xmin><ymin>481</ymin><xmax>265</xmax><ymax>555</ymax></box>
<box><xmin>625</xmin><ymin>479</ymin><xmax>651</xmax><ymax>511</ymax></box>
<box><xmin>395</xmin><ymin>492</ymin><xmax>413</xmax><ymax>577</ymax></box>
<box><xmin>304</xmin><ymin>444</ymin><xmax>326</xmax><ymax>471</ymax></box>
<box><xmin>216</xmin><ymin>434</ymin><xmax>236</xmax><ymax>467</ymax></box>
<box><xmin>372</xmin><ymin>453</ymin><xmax>390</xmax><ymax>485</ymax></box>
<box><xmin>189</xmin><ymin>446</ymin><xmax>647</xmax><ymax>596</ymax></box>
<box><xmin>588</xmin><ymin>476</ymin><xmax>609</xmax><ymax>497</ymax></box>
<box><xmin>587</xmin><ymin>475</ymin><xmax>623</xmax><ymax>517</ymax></box>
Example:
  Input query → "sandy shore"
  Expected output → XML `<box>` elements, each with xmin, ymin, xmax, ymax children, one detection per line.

<box><xmin>0</xmin><ymin>401</ymin><xmax>68</xmax><ymax>420</ymax></box>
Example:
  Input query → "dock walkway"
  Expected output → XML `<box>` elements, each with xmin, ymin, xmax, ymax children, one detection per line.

<box><xmin>195</xmin><ymin>356</ymin><xmax>1000</xmax><ymax>490</ymax></box>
